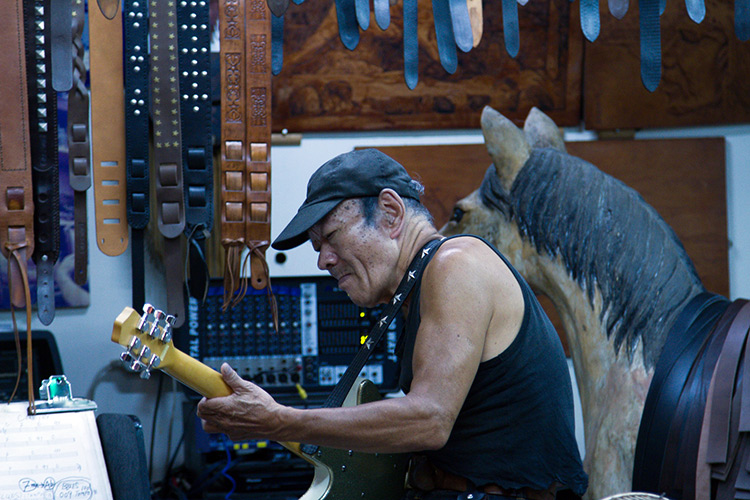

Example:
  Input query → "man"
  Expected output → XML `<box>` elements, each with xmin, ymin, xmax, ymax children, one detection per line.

<box><xmin>197</xmin><ymin>149</ymin><xmax>588</xmax><ymax>499</ymax></box>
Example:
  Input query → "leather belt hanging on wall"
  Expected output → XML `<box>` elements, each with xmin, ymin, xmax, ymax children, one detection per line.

<box><xmin>219</xmin><ymin>0</ymin><xmax>274</xmax><ymax>310</ymax></box>
<box><xmin>151</xmin><ymin>0</ymin><xmax>188</xmax><ymax>327</ymax></box>
<box><xmin>178</xmin><ymin>0</ymin><xmax>214</xmax><ymax>303</ymax></box>
<box><xmin>24</xmin><ymin>0</ymin><xmax>61</xmax><ymax>325</ymax></box>
<box><xmin>124</xmin><ymin>0</ymin><xmax>150</xmax><ymax>312</ymax></box>
<box><xmin>89</xmin><ymin>0</ymin><xmax>129</xmax><ymax>257</ymax></box>
<box><xmin>68</xmin><ymin>0</ymin><xmax>90</xmax><ymax>286</ymax></box>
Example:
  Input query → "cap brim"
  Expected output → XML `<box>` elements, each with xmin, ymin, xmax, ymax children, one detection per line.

<box><xmin>271</xmin><ymin>199</ymin><xmax>342</xmax><ymax>250</ymax></box>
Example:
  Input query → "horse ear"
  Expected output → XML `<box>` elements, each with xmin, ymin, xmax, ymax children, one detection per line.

<box><xmin>523</xmin><ymin>107</ymin><xmax>566</xmax><ymax>152</ymax></box>
<box><xmin>481</xmin><ymin>106</ymin><xmax>531</xmax><ymax>191</ymax></box>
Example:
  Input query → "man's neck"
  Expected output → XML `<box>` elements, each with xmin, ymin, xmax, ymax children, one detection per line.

<box><xmin>392</xmin><ymin>219</ymin><xmax>442</xmax><ymax>299</ymax></box>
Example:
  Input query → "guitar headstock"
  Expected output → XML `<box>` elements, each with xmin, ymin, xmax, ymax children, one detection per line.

<box><xmin>111</xmin><ymin>304</ymin><xmax>177</xmax><ymax>380</ymax></box>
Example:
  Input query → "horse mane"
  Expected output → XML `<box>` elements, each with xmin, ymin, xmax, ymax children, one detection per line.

<box><xmin>482</xmin><ymin>147</ymin><xmax>706</xmax><ymax>368</ymax></box>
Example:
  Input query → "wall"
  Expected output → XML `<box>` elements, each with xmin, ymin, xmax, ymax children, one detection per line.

<box><xmin>1</xmin><ymin>124</ymin><xmax>748</xmax><ymax>481</ymax></box>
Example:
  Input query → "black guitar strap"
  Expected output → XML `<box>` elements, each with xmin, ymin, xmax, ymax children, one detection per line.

<box><xmin>271</xmin><ymin>13</ymin><xmax>284</xmax><ymax>75</ymax></box>
<box><xmin>50</xmin><ymin>0</ymin><xmax>73</xmax><ymax>92</ymax></box>
<box><xmin>301</xmin><ymin>237</ymin><xmax>446</xmax><ymax>456</ymax></box>
<box><xmin>24</xmin><ymin>0</ymin><xmax>61</xmax><ymax>325</ymax></box>
<box><xmin>178</xmin><ymin>0</ymin><xmax>214</xmax><ymax>303</ymax></box>
<box><xmin>124</xmin><ymin>0</ymin><xmax>150</xmax><ymax>312</ymax></box>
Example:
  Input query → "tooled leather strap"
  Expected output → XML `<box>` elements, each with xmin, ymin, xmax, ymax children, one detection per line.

<box><xmin>68</xmin><ymin>0</ymin><xmax>90</xmax><ymax>286</ymax></box>
<box><xmin>124</xmin><ymin>0</ymin><xmax>149</xmax><ymax>311</ymax></box>
<box><xmin>177</xmin><ymin>0</ymin><xmax>213</xmax><ymax>302</ymax></box>
<box><xmin>0</xmin><ymin>0</ymin><xmax>35</xmax><ymax>309</ymax></box>
<box><xmin>151</xmin><ymin>0</ymin><xmax>187</xmax><ymax>327</ymax></box>
<box><xmin>219</xmin><ymin>0</ymin><xmax>274</xmax><ymax>309</ymax></box>
<box><xmin>89</xmin><ymin>0</ymin><xmax>129</xmax><ymax>256</ymax></box>
<box><xmin>24</xmin><ymin>0</ymin><xmax>61</xmax><ymax>325</ymax></box>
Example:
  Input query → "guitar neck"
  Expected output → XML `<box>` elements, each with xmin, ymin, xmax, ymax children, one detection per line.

<box><xmin>161</xmin><ymin>348</ymin><xmax>232</xmax><ymax>398</ymax></box>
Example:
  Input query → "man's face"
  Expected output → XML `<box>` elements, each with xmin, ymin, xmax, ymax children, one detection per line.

<box><xmin>308</xmin><ymin>200</ymin><xmax>394</xmax><ymax>307</ymax></box>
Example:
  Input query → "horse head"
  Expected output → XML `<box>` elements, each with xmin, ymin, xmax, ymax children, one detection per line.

<box><xmin>441</xmin><ymin>106</ymin><xmax>706</xmax><ymax>498</ymax></box>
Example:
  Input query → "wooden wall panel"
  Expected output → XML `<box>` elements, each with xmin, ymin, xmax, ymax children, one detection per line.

<box><xmin>583</xmin><ymin>0</ymin><xmax>750</xmax><ymax>130</ymax></box>
<box><xmin>271</xmin><ymin>0</ymin><xmax>583</xmax><ymax>131</ymax></box>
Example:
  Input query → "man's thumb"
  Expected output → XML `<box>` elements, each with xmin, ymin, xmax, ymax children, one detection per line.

<box><xmin>220</xmin><ymin>363</ymin><xmax>243</xmax><ymax>388</ymax></box>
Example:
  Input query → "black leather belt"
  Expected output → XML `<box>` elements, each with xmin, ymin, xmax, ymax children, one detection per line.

<box><xmin>151</xmin><ymin>0</ymin><xmax>187</xmax><ymax>327</ymax></box>
<box><xmin>24</xmin><ymin>0</ymin><xmax>61</xmax><ymax>325</ymax></box>
<box><xmin>124</xmin><ymin>0</ymin><xmax>150</xmax><ymax>311</ymax></box>
<box><xmin>178</xmin><ymin>0</ymin><xmax>213</xmax><ymax>303</ymax></box>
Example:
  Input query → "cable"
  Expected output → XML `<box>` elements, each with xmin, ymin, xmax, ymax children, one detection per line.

<box><xmin>220</xmin><ymin>435</ymin><xmax>236</xmax><ymax>499</ymax></box>
<box><xmin>149</xmin><ymin>371</ymin><xmax>165</xmax><ymax>484</ymax></box>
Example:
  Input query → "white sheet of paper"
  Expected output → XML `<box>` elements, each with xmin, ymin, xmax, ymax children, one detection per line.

<box><xmin>0</xmin><ymin>402</ymin><xmax>113</xmax><ymax>500</ymax></box>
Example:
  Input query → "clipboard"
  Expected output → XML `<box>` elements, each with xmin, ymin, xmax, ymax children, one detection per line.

<box><xmin>0</xmin><ymin>376</ymin><xmax>114</xmax><ymax>500</ymax></box>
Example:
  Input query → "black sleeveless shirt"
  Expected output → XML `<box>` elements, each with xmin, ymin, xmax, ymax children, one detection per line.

<box><xmin>397</xmin><ymin>235</ymin><xmax>588</xmax><ymax>496</ymax></box>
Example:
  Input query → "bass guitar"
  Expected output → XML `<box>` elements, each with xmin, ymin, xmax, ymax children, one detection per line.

<box><xmin>111</xmin><ymin>304</ymin><xmax>410</xmax><ymax>500</ymax></box>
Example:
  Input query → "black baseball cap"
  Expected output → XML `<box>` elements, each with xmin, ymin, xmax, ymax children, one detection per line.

<box><xmin>271</xmin><ymin>149</ymin><xmax>421</xmax><ymax>250</ymax></box>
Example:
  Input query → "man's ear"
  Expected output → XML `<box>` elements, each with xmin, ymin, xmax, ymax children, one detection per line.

<box><xmin>378</xmin><ymin>189</ymin><xmax>405</xmax><ymax>236</ymax></box>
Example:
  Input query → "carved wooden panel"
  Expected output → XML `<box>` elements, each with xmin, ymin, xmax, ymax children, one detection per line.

<box><xmin>583</xmin><ymin>0</ymin><xmax>750</xmax><ymax>129</ymax></box>
<box><xmin>271</xmin><ymin>0</ymin><xmax>583</xmax><ymax>131</ymax></box>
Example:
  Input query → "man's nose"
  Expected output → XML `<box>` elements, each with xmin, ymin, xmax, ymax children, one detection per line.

<box><xmin>317</xmin><ymin>245</ymin><xmax>337</xmax><ymax>270</ymax></box>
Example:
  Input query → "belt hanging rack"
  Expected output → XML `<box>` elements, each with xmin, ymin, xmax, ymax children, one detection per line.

<box><xmin>151</xmin><ymin>0</ymin><xmax>188</xmax><ymax>327</ymax></box>
<box><xmin>219</xmin><ymin>0</ymin><xmax>275</xmax><ymax>320</ymax></box>
<box><xmin>25</xmin><ymin>0</ymin><xmax>61</xmax><ymax>326</ymax></box>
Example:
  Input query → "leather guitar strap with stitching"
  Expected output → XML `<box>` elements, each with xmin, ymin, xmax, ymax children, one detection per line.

<box><xmin>89</xmin><ymin>0</ymin><xmax>129</xmax><ymax>256</ymax></box>
<box><xmin>219</xmin><ymin>0</ymin><xmax>274</xmax><ymax>311</ymax></box>
<box><xmin>25</xmin><ymin>0</ymin><xmax>61</xmax><ymax>325</ymax></box>
<box><xmin>151</xmin><ymin>0</ymin><xmax>187</xmax><ymax>327</ymax></box>
<box><xmin>1</xmin><ymin>0</ymin><xmax>36</xmax><ymax>415</ymax></box>
<box><xmin>177</xmin><ymin>0</ymin><xmax>213</xmax><ymax>303</ymax></box>
<box><xmin>68</xmin><ymin>0</ymin><xmax>90</xmax><ymax>286</ymax></box>
<box><xmin>124</xmin><ymin>0</ymin><xmax>150</xmax><ymax>311</ymax></box>
<box><xmin>1</xmin><ymin>0</ymin><xmax>35</xmax><ymax>309</ymax></box>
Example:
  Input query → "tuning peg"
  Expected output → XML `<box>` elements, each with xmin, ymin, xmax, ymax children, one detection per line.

<box><xmin>140</xmin><ymin>368</ymin><xmax>152</xmax><ymax>379</ymax></box>
<box><xmin>138</xmin><ymin>303</ymin><xmax>156</xmax><ymax>332</ymax></box>
<box><xmin>120</xmin><ymin>351</ymin><xmax>135</xmax><ymax>365</ymax></box>
<box><xmin>149</xmin><ymin>309</ymin><xmax>166</xmax><ymax>338</ymax></box>
<box><xmin>160</xmin><ymin>314</ymin><xmax>176</xmax><ymax>342</ymax></box>
<box><xmin>129</xmin><ymin>359</ymin><xmax>144</xmax><ymax>373</ymax></box>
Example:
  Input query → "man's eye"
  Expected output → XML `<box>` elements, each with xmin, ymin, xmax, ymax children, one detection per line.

<box><xmin>450</xmin><ymin>207</ymin><xmax>465</xmax><ymax>223</ymax></box>
<box><xmin>325</xmin><ymin>230</ymin><xmax>336</xmax><ymax>240</ymax></box>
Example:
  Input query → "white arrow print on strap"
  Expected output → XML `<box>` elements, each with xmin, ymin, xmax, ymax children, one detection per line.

<box><xmin>392</xmin><ymin>293</ymin><xmax>402</xmax><ymax>304</ymax></box>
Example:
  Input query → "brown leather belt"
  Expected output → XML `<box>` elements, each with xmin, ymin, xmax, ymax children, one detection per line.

<box><xmin>89</xmin><ymin>0</ymin><xmax>129</xmax><ymax>257</ymax></box>
<box><xmin>407</xmin><ymin>457</ymin><xmax>557</xmax><ymax>500</ymax></box>
<box><xmin>150</xmin><ymin>0</ymin><xmax>187</xmax><ymax>327</ymax></box>
<box><xmin>219</xmin><ymin>0</ymin><xmax>273</xmax><ymax>310</ymax></box>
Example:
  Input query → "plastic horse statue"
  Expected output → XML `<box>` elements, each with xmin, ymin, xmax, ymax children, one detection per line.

<box><xmin>441</xmin><ymin>106</ymin><xmax>749</xmax><ymax>500</ymax></box>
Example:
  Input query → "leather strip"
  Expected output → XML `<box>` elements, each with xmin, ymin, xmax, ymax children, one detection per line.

<box><xmin>639</xmin><ymin>0</ymin><xmax>662</xmax><ymax>92</ymax></box>
<box><xmin>68</xmin><ymin>0</ymin><xmax>89</xmax><ymax>285</ymax></box>
<box><xmin>432</xmin><ymin>0</ymin><xmax>458</xmax><ymax>74</ymax></box>
<box><xmin>580</xmin><ymin>0</ymin><xmax>600</xmax><ymax>42</ymax></box>
<box><xmin>334</xmin><ymin>0</ymin><xmax>360</xmax><ymax>50</ymax></box>
<box><xmin>178</xmin><ymin>0</ymin><xmax>214</xmax><ymax>301</ymax></box>
<box><xmin>301</xmin><ymin>237</ymin><xmax>445</xmax><ymax>456</ymax></box>
<box><xmin>448</xmin><ymin>0</ymin><xmax>473</xmax><ymax>52</ymax></box>
<box><xmin>500</xmin><ymin>0</ymin><xmax>520</xmax><ymax>57</ymax></box>
<box><xmin>403</xmin><ymin>0</ymin><xmax>418</xmax><ymax>89</ymax></box>
<box><xmin>244</xmin><ymin>0</ymin><xmax>273</xmax><ymax>292</ymax></box>
<box><xmin>467</xmin><ymin>0</ymin><xmax>482</xmax><ymax>47</ymax></box>
<box><xmin>706</xmin><ymin>301</ymin><xmax>750</xmax><ymax>465</ymax></box>
<box><xmin>685</xmin><ymin>0</ymin><xmax>706</xmax><ymax>23</ymax></box>
<box><xmin>355</xmin><ymin>0</ymin><xmax>370</xmax><ymax>30</ymax></box>
<box><xmin>89</xmin><ymin>0</ymin><xmax>129</xmax><ymax>256</ymax></box>
<box><xmin>24</xmin><ymin>0</ymin><xmax>61</xmax><ymax>325</ymax></box>
<box><xmin>271</xmin><ymin>13</ymin><xmax>284</xmax><ymax>75</ymax></box>
<box><xmin>632</xmin><ymin>292</ymin><xmax>729</xmax><ymax>491</ymax></box>
<box><xmin>374</xmin><ymin>0</ymin><xmax>390</xmax><ymax>30</ymax></box>
<box><xmin>738</xmin><ymin>0</ymin><xmax>750</xmax><ymax>42</ymax></box>
<box><xmin>608</xmin><ymin>0</ymin><xmax>629</xmax><ymax>19</ymax></box>
<box><xmin>267</xmin><ymin>0</ymin><xmax>289</xmax><ymax>17</ymax></box>
<box><xmin>124</xmin><ymin>0</ymin><xmax>150</xmax><ymax>311</ymax></box>
<box><xmin>50</xmin><ymin>0</ymin><xmax>73</xmax><ymax>92</ymax></box>
<box><xmin>0</xmin><ymin>0</ymin><xmax>35</xmax><ymax>309</ymax></box>
<box><xmin>151</xmin><ymin>0</ymin><xmax>187</xmax><ymax>326</ymax></box>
